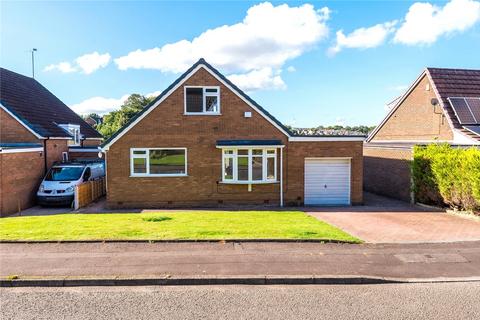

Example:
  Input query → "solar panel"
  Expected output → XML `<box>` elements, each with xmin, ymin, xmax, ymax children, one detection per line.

<box><xmin>448</xmin><ymin>97</ymin><xmax>476</xmax><ymax>124</ymax></box>
<box><xmin>465</xmin><ymin>98</ymin><xmax>480</xmax><ymax>123</ymax></box>
<box><xmin>463</xmin><ymin>125</ymin><xmax>480</xmax><ymax>136</ymax></box>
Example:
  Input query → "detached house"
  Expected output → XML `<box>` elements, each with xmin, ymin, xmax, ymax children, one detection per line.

<box><xmin>102</xmin><ymin>59</ymin><xmax>365</xmax><ymax>208</ymax></box>
<box><xmin>0</xmin><ymin>67</ymin><xmax>103</xmax><ymax>215</ymax></box>
<box><xmin>365</xmin><ymin>67</ymin><xmax>480</xmax><ymax>202</ymax></box>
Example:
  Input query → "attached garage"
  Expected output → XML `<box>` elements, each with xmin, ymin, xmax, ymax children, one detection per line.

<box><xmin>304</xmin><ymin>158</ymin><xmax>351</xmax><ymax>205</ymax></box>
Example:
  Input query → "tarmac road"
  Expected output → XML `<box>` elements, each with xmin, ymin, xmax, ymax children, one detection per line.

<box><xmin>1</xmin><ymin>282</ymin><xmax>480</xmax><ymax>320</ymax></box>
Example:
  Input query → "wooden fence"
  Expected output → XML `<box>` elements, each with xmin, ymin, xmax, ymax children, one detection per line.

<box><xmin>74</xmin><ymin>178</ymin><xmax>106</xmax><ymax>210</ymax></box>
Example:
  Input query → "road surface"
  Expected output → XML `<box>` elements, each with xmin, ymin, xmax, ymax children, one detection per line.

<box><xmin>1</xmin><ymin>283</ymin><xmax>479</xmax><ymax>319</ymax></box>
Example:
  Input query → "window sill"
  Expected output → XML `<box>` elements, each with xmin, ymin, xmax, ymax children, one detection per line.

<box><xmin>130</xmin><ymin>174</ymin><xmax>188</xmax><ymax>178</ymax></box>
<box><xmin>184</xmin><ymin>113</ymin><xmax>221</xmax><ymax>116</ymax></box>
<box><xmin>220</xmin><ymin>180</ymin><xmax>278</xmax><ymax>185</ymax></box>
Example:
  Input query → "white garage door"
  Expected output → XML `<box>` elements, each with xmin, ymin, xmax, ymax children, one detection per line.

<box><xmin>304</xmin><ymin>158</ymin><xmax>351</xmax><ymax>205</ymax></box>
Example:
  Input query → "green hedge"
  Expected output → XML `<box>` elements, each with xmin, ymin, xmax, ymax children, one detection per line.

<box><xmin>412</xmin><ymin>144</ymin><xmax>480</xmax><ymax>211</ymax></box>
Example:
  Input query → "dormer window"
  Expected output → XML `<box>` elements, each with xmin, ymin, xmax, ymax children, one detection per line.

<box><xmin>184</xmin><ymin>86</ymin><xmax>220</xmax><ymax>115</ymax></box>
<box><xmin>59</xmin><ymin>124</ymin><xmax>81</xmax><ymax>146</ymax></box>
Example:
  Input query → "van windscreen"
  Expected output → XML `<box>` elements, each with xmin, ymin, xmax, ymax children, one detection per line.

<box><xmin>45</xmin><ymin>167</ymin><xmax>84</xmax><ymax>181</ymax></box>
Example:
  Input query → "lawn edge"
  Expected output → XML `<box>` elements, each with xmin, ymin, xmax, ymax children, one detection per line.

<box><xmin>0</xmin><ymin>238</ymin><xmax>362</xmax><ymax>244</ymax></box>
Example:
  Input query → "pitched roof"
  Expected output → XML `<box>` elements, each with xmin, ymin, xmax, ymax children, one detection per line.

<box><xmin>0</xmin><ymin>67</ymin><xmax>102</xmax><ymax>139</ymax></box>
<box><xmin>368</xmin><ymin>67</ymin><xmax>480</xmax><ymax>143</ymax></box>
<box><xmin>102</xmin><ymin>59</ymin><xmax>294</xmax><ymax>148</ymax></box>
<box><xmin>427</xmin><ymin>67</ymin><xmax>480</xmax><ymax>142</ymax></box>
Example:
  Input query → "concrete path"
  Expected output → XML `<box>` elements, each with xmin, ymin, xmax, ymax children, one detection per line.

<box><xmin>1</xmin><ymin>242</ymin><xmax>480</xmax><ymax>281</ymax></box>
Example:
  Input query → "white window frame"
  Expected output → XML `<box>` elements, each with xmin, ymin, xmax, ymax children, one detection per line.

<box><xmin>130</xmin><ymin>147</ymin><xmax>188</xmax><ymax>177</ymax></box>
<box><xmin>184</xmin><ymin>86</ymin><xmax>221</xmax><ymax>115</ymax></box>
<box><xmin>221</xmin><ymin>147</ymin><xmax>277</xmax><ymax>184</ymax></box>
<box><xmin>59</xmin><ymin>124</ymin><xmax>81</xmax><ymax>146</ymax></box>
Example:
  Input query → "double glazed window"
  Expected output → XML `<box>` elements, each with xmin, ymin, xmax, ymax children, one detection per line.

<box><xmin>59</xmin><ymin>124</ymin><xmax>81</xmax><ymax>146</ymax></box>
<box><xmin>222</xmin><ymin>148</ymin><xmax>277</xmax><ymax>183</ymax></box>
<box><xmin>130</xmin><ymin>148</ymin><xmax>187</xmax><ymax>177</ymax></box>
<box><xmin>185</xmin><ymin>86</ymin><xmax>220</xmax><ymax>114</ymax></box>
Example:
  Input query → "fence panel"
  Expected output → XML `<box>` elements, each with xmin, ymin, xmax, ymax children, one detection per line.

<box><xmin>74</xmin><ymin>178</ymin><xmax>106</xmax><ymax>210</ymax></box>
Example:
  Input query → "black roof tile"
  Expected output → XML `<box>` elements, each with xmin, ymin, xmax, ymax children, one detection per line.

<box><xmin>0</xmin><ymin>67</ymin><xmax>102</xmax><ymax>138</ymax></box>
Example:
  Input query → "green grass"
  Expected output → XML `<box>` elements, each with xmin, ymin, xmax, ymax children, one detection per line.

<box><xmin>0</xmin><ymin>211</ymin><xmax>360</xmax><ymax>242</ymax></box>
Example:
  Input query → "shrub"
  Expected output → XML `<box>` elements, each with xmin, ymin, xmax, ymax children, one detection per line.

<box><xmin>412</xmin><ymin>144</ymin><xmax>480</xmax><ymax>211</ymax></box>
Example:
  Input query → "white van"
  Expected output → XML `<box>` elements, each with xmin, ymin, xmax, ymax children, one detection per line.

<box><xmin>37</xmin><ymin>161</ymin><xmax>105</xmax><ymax>207</ymax></box>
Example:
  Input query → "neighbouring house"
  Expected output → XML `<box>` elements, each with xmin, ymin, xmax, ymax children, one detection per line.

<box><xmin>365</xmin><ymin>67</ymin><xmax>480</xmax><ymax>202</ymax></box>
<box><xmin>84</xmin><ymin>114</ymin><xmax>102</xmax><ymax>128</ymax></box>
<box><xmin>102</xmin><ymin>59</ymin><xmax>365</xmax><ymax>208</ymax></box>
<box><xmin>0</xmin><ymin>67</ymin><xmax>103</xmax><ymax>215</ymax></box>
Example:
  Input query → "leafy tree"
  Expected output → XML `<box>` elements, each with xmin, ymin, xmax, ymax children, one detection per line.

<box><xmin>96</xmin><ymin>94</ymin><xmax>155</xmax><ymax>139</ymax></box>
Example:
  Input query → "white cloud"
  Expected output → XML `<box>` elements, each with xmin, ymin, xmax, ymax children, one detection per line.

<box><xmin>75</xmin><ymin>52</ymin><xmax>111</xmax><ymax>74</ymax></box>
<box><xmin>394</xmin><ymin>0</ymin><xmax>480</xmax><ymax>45</ymax></box>
<box><xmin>227</xmin><ymin>68</ymin><xmax>286</xmax><ymax>92</ymax></box>
<box><xmin>114</xmin><ymin>2</ymin><xmax>330</xmax><ymax>91</ymax></box>
<box><xmin>44</xmin><ymin>51</ymin><xmax>111</xmax><ymax>74</ymax></box>
<box><xmin>328</xmin><ymin>21</ymin><xmax>397</xmax><ymax>55</ymax></box>
<box><xmin>70</xmin><ymin>94</ymin><xmax>129</xmax><ymax>115</ymax></box>
<box><xmin>286</xmin><ymin>66</ymin><xmax>296</xmax><ymax>72</ymax></box>
<box><xmin>44</xmin><ymin>62</ymin><xmax>76</xmax><ymax>73</ymax></box>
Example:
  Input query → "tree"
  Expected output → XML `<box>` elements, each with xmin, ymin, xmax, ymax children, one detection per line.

<box><xmin>97</xmin><ymin>94</ymin><xmax>155</xmax><ymax>139</ymax></box>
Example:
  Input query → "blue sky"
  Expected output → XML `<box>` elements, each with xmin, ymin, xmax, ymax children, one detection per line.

<box><xmin>2</xmin><ymin>0</ymin><xmax>480</xmax><ymax>127</ymax></box>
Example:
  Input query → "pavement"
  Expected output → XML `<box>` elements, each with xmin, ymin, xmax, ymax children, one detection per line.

<box><xmin>2</xmin><ymin>283</ymin><xmax>480</xmax><ymax>319</ymax></box>
<box><xmin>1</xmin><ymin>241</ymin><xmax>480</xmax><ymax>285</ymax></box>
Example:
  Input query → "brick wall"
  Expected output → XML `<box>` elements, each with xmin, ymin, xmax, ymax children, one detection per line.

<box><xmin>81</xmin><ymin>139</ymin><xmax>102</xmax><ymax>147</ymax></box>
<box><xmin>0</xmin><ymin>150</ymin><xmax>45</xmax><ymax>216</ymax></box>
<box><xmin>45</xmin><ymin>139</ymin><xmax>69</xmax><ymax>168</ymax></box>
<box><xmin>286</xmin><ymin>141</ymin><xmax>363</xmax><ymax>205</ymax></box>
<box><xmin>106</xmin><ymin>67</ymin><xmax>363</xmax><ymax>208</ymax></box>
<box><xmin>363</xmin><ymin>146</ymin><xmax>412</xmax><ymax>202</ymax></box>
<box><xmin>0</xmin><ymin>108</ymin><xmax>39</xmax><ymax>143</ymax></box>
<box><xmin>373</xmin><ymin>75</ymin><xmax>453</xmax><ymax>141</ymax></box>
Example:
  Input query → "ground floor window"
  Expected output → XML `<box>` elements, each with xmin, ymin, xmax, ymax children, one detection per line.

<box><xmin>221</xmin><ymin>148</ymin><xmax>277</xmax><ymax>183</ymax></box>
<box><xmin>130</xmin><ymin>148</ymin><xmax>187</xmax><ymax>177</ymax></box>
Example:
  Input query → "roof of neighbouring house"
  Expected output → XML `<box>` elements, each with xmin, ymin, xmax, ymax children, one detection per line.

<box><xmin>368</xmin><ymin>67</ymin><xmax>480</xmax><ymax>143</ymax></box>
<box><xmin>0</xmin><ymin>67</ymin><xmax>102</xmax><ymax>139</ymax></box>
<box><xmin>0</xmin><ymin>142</ymin><xmax>43</xmax><ymax>149</ymax></box>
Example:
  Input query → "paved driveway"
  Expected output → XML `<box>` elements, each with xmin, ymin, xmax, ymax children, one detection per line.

<box><xmin>309</xmin><ymin>194</ymin><xmax>480</xmax><ymax>243</ymax></box>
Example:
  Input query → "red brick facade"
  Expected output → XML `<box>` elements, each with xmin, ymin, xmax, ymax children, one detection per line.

<box><xmin>105</xmin><ymin>67</ymin><xmax>363</xmax><ymax>208</ymax></box>
<box><xmin>0</xmin><ymin>150</ymin><xmax>45</xmax><ymax>215</ymax></box>
<box><xmin>364</xmin><ymin>73</ymin><xmax>456</xmax><ymax>202</ymax></box>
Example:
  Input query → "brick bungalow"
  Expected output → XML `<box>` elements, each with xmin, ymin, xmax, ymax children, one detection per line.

<box><xmin>0</xmin><ymin>67</ymin><xmax>103</xmax><ymax>215</ymax></box>
<box><xmin>365</xmin><ymin>68</ymin><xmax>480</xmax><ymax>202</ymax></box>
<box><xmin>102</xmin><ymin>59</ymin><xmax>365</xmax><ymax>208</ymax></box>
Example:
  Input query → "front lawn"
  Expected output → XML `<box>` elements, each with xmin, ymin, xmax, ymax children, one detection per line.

<box><xmin>0</xmin><ymin>211</ymin><xmax>360</xmax><ymax>242</ymax></box>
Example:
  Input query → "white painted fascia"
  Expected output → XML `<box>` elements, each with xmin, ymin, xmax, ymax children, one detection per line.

<box><xmin>0</xmin><ymin>103</ymin><xmax>45</xmax><ymax>139</ymax></box>
<box><xmin>68</xmin><ymin>147</ymin><xmax>102</xmax><ymax>153</ymax></box>
<box><xmin>289</xmin><ymin>136</ymin><xmax>365</xmax><ymax>142</ymax></box>
<box><xmin>0</xmin><ymin>147</ymin><xmax>44</xmax><ymax>153</ymax></box>
<box><xmin>453</xmin><ymin>130</ymin><xmax>480</xmax><ymax>145</ymax></box>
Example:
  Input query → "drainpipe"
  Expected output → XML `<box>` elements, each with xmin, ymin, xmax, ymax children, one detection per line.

<box><xmin>43</xmin><ymin>138</ymin><xmax>49</xmax><ymax>174</ymax></box>
<box><xmin>280</xmin><ymin>147</ymin><xmax>283</xmax><ymax>207</ymax></box>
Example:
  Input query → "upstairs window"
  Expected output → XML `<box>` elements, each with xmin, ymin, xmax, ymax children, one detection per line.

<box><xmin>185</xmin><ymin>86</ymin><xmax>220</xmax><ymax>114</ymax></box>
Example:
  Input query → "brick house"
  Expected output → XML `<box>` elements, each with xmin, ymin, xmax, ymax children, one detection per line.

<box><xmin>0</xmin><ymin>67</ymin><xmax>103</xmax><ymax>215</ymax></box>
<box><xmin>102</xmin><ymin>59</ymin><xmax>365</xmax><ymax>208</ymax></box>
<box><xmin>365</xmin><ymin>68</ymin><xmax>480</xmax><ymax>202</ymax></box>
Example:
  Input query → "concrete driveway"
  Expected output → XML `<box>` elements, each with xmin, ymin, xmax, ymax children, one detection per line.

<box><xmin>309</xmin><ymin>194</ymin><xmax>480</xmax><ymax>243</ymax></box>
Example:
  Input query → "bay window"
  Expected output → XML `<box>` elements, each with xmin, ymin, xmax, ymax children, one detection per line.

<box><xmin>130</xmin><ymin>148</ymin><xmax>187</xmax><ymax>177</ymax></box>
<box><xmin>221</xmin><ymin>148</ymin><xmax>277</xmax><ymax>183</ymax></box>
